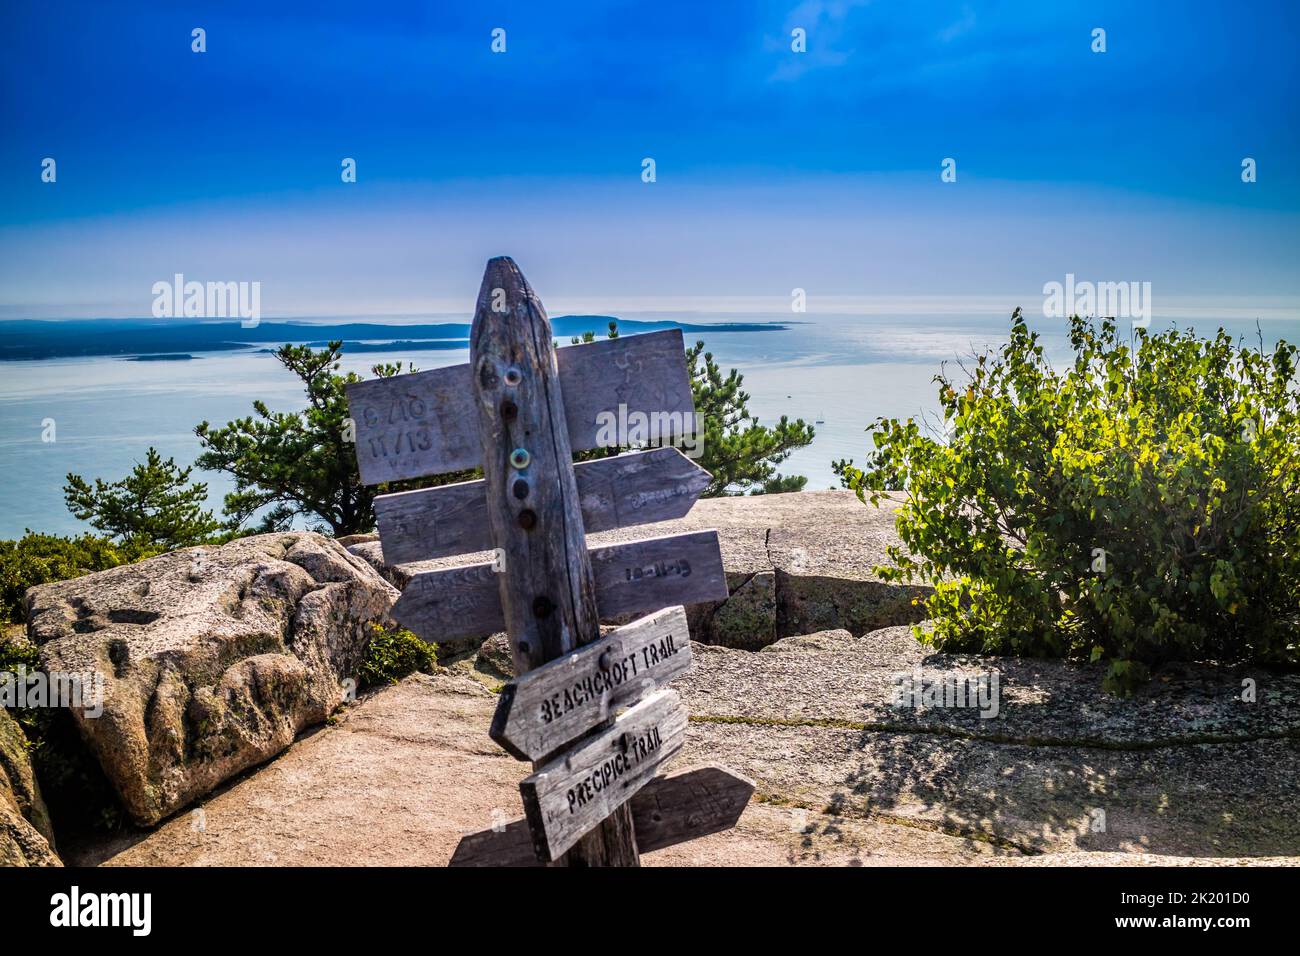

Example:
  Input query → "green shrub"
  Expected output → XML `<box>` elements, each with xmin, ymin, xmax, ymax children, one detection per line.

<box><xmin>355</xmin><ymin>623</ymin><xmax>437</xmax><ymax>688</ymax></box>
<box><xmin>0</xmin><ymin>532</ymin><xmax>136</xmax><ymax>624</ymax></box>
<box><xmin>835</xmin><ymin>311</ymin><xmax>1300</xmax><ymax>692</ymax></box>
<box><xmin>0</xmin><ymin>632</ymin><xmax>39</xmax><ymax>673</ymax></box>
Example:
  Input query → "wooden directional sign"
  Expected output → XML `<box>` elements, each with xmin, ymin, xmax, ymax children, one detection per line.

<box><xmin>471</xmin><ymin>256</ymin><xmax>641</xmax><ymax>864</ymax></box>
<box><xmin>373</xmin><ymin>447</ymin><xmax>711</xmax><ymax>564</ymax></box>
<box><xmin>346</xmin><ymin>328</ymin><xmax>694</xmax><ymax>485</ymax></box>
<box><xmin>448</xmin><ymin>765</ymin><xmax>755</xmax><ymax>867</ymax></box>
<box><xmin>491</xmin><ymin>605</ymin><xmax>692</xmax><ymax>761</ymax></box>
<box><xmin>390</xmin><ymin>529</ymin><xmax>727</xmax><ymax>643</ymax></box>
<box><xmin>348</xmin><ymin>256</ymin><xmax>750</xmax><ymax>867</ymax></box>
<box><xmin>519</xmin><ymin>689</ymin><xmax>689</xmax><ymax>862</ymax></box>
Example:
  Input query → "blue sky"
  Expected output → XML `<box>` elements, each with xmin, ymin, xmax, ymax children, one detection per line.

<box><xmin>1</xmin><ymin>0</ymin><xmax>1297</xmax><ymax>316</ymax></box>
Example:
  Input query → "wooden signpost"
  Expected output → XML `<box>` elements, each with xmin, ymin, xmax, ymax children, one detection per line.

<box><xmin>347</xmin><ymin>256</ymin><xmax>753</xmax><ymax>867</ymax></box>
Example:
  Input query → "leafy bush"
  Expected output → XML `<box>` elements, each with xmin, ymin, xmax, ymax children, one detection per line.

<box><xmin>0</xmin><ymin>533</ymin><xmax>136</xmax><ymax>624</ymax></box>
<box><xmin>0</xmin><ymin>630</ymin><xmax>43</xmax><ymax>738</ymax></box>
<box><xmin>355</xmin><ymin>623</ymin><xmax>438</xmax><ymax>688</ymax></box>
<box><xmin>0</xmin><ymin>631</ymin><xmax>39</xmax><ymax>673</ymax></box>
<box><xmin>835</xmin><ymin>311</ymin><xmax>1300</xmax><ymax>692</ymax></box>
<box><xmin>0</xmin><ymin>631</ymin><xmax>43</xmax><ymax>763</ymax></box>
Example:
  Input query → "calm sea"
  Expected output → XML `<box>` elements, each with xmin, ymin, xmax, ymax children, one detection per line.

<box><xmin>2</xmin><ymin>311</ymin><xmax>1298</xmax><ymax>539</ymax></box>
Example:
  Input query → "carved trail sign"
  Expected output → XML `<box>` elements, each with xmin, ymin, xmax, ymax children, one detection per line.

<box><xmin>349</xmin><ymin>329</ymin><xmax>694</xmax><ymax>485</ymax></box>
<box><xmin>345</xmin><ymin>256</ymin><xmax>752</xmax><ymax>867</ymax></box>
<box><xmin>520</xmin><ymin>689</ymin><xmax>689</xmax><ymax>862</ymax></box>
<box><xmin>490</xmin><ymin>605</ymin><xmax>692</xmax><ymax>762</ymax></box>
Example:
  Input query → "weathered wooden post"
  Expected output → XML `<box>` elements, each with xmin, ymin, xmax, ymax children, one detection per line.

<box><xmin>346</xmin><ymin>256</ymin><xmax>753</xmax><ymax>867</ymax></box>
<box><xmin>469</xmin><ymin>256</ymin><xmax>638</xmax><ymax>866</ymax></box>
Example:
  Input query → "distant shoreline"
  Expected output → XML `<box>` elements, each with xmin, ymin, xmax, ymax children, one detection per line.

<box><xmin>0</xmin><ymin>317</ymin><xmax>788</xmax><ymax>361</ymax></box>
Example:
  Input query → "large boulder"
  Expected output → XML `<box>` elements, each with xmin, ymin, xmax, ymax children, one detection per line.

<box><xmin>0</xmin><ymin>709</ymin><xmax>60</xmax><ymax>866</ymax></box>
<box><xmin>26</xmin><ymin>532</ymin><xmax>398</xmax><ymax>827</ymax></box>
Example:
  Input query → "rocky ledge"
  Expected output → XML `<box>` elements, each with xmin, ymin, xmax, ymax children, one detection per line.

<box><xmin>0</xmin><ymin>708</ymin><xmax>59</xmax><ymax>866</ymax></box>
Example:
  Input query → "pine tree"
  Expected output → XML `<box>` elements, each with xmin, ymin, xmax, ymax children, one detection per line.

<box><xmin>64</xmin><ymin>448</ymin><xmax>221</xmax><ymax>550</ymax></box>
<box><xmin>685</xmin><ymin>341</ymin><xmax>815</xmax><ymax>495</ymax></box>
<box><xmin>195</xmin><ymin>342</ymin><xmax>457</xmax><ymax>536</ymax></box>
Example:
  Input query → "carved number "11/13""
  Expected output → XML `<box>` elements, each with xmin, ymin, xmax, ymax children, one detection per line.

<box><xmin>364</xmin><ymin>395</ymin><xmax>432</xmax><ymax>459</ymax></box>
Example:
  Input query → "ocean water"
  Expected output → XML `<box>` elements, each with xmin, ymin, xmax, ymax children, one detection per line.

<box><xmin>2</xmin><ymin>311</ymin><xmax>1298</xmax><ymax>539</ymax></box>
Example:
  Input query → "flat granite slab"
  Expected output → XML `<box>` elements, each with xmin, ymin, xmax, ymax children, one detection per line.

<box><xmin>677</xmin><ymin>629</ymin><xmax>1300</xmax><ymax>857</ymax></box>
<box><xmin>681</xmin><ymin>627</ymin><xmax>1300</xmax><ymax>746</ymax></box>
<box><xmin>91</xmin><ymin>625</ymin><xmax>1300</xmax><ymax>865</ymax></box>
<box><xmin>90</xmin><ymin>673</ymin><xmax>1008</xmax><ymax>867</ymax></box>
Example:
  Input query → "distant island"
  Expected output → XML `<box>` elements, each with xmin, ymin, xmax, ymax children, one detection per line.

<box><xmin>0</xmin><ymin>316</ymin><xmax>788</xmax><ymax>361</ymax></box>
<box><xmin>260</xmin><ymin>340</ymin><xmax>470</xmax><ymax>354</ymax></box>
